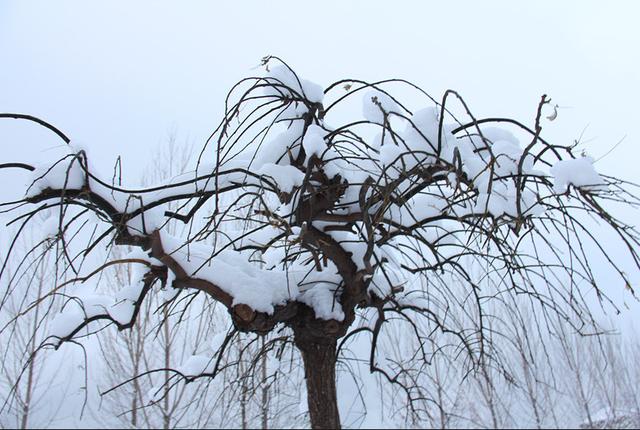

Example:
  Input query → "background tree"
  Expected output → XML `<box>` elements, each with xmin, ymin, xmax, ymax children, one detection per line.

<box><xmin>0</xmin><ymin>233</ymin><xmax>77</xmax><ymax>429</ymax></box>
<box><xmin>1</xmin><ymin>56</ymin><xmax>639</xmax><ymax>429</ymax></box>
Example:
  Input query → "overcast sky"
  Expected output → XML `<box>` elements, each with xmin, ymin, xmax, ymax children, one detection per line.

<box><xmin>2</xmin><ymin>1</ymin><xmax>639</xmax><ymax>326</ymax></box>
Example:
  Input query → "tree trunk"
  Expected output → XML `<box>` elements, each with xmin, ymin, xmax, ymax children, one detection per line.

<box><xmin>296</xmin><ymin>337</ymin><xmax>340</xmax><ymax>429</ymax></box>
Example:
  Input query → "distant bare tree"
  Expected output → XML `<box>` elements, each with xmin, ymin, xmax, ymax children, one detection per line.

<box><xmin>0</xmin><ymin>238</ymin><xmax>70</xmax><ymax>429</ymax></box>
<box><xmin>572</xmin><ymin>327</ymin><xmax>640</xmax><ymax>429</ymax></box>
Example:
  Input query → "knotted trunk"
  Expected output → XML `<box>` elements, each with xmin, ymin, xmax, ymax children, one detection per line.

<box><xmin>296</xmin><ymin>337</ymin><xmax>341</xmax><ymax>429</ymax></box>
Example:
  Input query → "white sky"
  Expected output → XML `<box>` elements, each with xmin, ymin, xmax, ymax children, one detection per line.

<box><xmin>1</xmin><ymin>1</ymin><xmax>639</xmax><ymax>324</ymax></box>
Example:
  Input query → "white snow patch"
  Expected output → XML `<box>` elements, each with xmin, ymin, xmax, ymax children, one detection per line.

<box><xmin>257</xmin><ymin>163</ymin><xmax>305</xmax><ymax>192</ymax></box>
<box><xmin>178</xmin><ymin>355</ymin><xmax>215</xmax><ymax>377</ymax></box>
<box><xmin>159</xmin><ymin>232</ymin><xmax>296</xmax><ymax>314</ymax></box>
<box><xmin>550</xmin><ymin>156</ymin><xmax>605</xmax><ymax>193</ymax></box>
<box><xmin>264</xmin><ymin>65</ymin><xmax>324</xmax><ymax>103</ymax></box>
<box><xmin>302</xmin><ymin>124</ymin><xmax>326</xmax><ymax>157</ymax></box>
<box><xmin>298</xmin><ymin>283</ymin><xmax>344</xmax><ymax>321</ymax></box>
<box><xmin>362</xmin><ymin>90</ymin><xmax>401</xmax><ymax>124</ymax></box>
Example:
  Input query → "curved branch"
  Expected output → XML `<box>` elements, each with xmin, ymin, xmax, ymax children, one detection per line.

<box><xmin>0</xmin><ymin>113</ymin><xmax>71</xmax><ymax>144</ymax></box>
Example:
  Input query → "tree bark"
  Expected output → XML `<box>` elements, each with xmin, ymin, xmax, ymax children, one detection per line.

<box><xmin>296</xmin><ymin>337</ymin><xmax>341</xmax><ymax>429</ymax></box>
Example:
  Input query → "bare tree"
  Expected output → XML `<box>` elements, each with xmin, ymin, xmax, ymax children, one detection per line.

<box><xmin>0</xmin><ymin>236</ymin><xmax>72</xmax><ymax>429</ymax></box>
<box><xmin>565</xmin><ymin>325</ymin><xmax>640</xmax><ymax>429</ymax></box>
<box><xmin>1</xmin><ymin>56</ymin><xmax>640</xmax><ymax>429</ymax></box>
